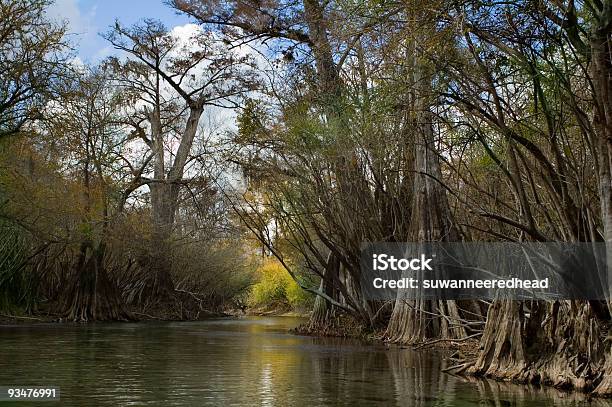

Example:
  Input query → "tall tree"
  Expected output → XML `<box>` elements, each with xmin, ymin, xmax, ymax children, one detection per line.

<box><xmin>383</xmin><ymin>0</ymin><xmax>471</xmax><ymax>344</ymax></box>
<box><xmin>104</xmin><ymin>19</ymin><xmax>257</xmax><ymax>302</ymax></box>
<box><xmin>174</xmin><ymin>0</ymin><xmax>383</xmax><ymax>326</ymax></box>
<box><xmin>44</xmin><ymin>68</ymin><xmax>132</xmax><ymax>321</ymax></box>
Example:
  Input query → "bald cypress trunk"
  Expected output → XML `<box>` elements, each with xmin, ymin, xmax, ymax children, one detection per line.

<box><xmin>61</xmin><ymin>100</ymin><xmax>129</xmax><ymax>321</ymax></box>
<box><xmin>147</xmin><ymin>181</ymin><xmax>178</xmax><ymax>301</ymax></box>
<box><xmin>469</xmin><ymin>4</ymin><xmax>612</xmax><ymax>395</ymax></box>
<box><xmin>590</xmin><ymin>2</ymin><xmax>612</xmax><ymax>395</ymax></box>
<box><xmin>302</xmin><ymin>0</ymin><xmax>374</xmax><ymax>328</ymax></box>
<box><xmin>469</xmin><ymin>300</ymin><xmax>606</xmax><ymax>392</ymax></box>
<box><xmin>308</xmin><ymin>252</ymin><xmax>340</xmax><ymax>331</ymax></box>
<box><xmin>385</xmin><ymin>108</ymin><xmax>468</xmax><ymax>343</ymax></box>
<box><xmin>62</xmin><ymin>242</ymin><xmax>130</xmax><ymax>321</ymax></box>
<box><xmin>131</xmin><ymin>102</ymin><xmax>204</xmax><ymax>305</ymax></box>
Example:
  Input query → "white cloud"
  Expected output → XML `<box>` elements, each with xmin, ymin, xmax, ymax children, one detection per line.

<box><xmin>93</xmin><ymin>45</ymin><xmax>114</xmax><ymax>60</ymax></box>
<box><xmin>170</xmin><ymin>23</ymin><xmax>202</xmax><ymax>40</ymax></box>
<box><xmin>69</xmin><ymin>56</ymin><xmax>85</xmax><ymax>68</ymax></box>
<box><xmin>48</xmin><ymin>0</ymin><xmax>91</xmax><ymax>34</ymax></box>
<box><xmin>48</xmin><ymin>0</ymin><xmax>102</xmax><ymax>61</ymax></box>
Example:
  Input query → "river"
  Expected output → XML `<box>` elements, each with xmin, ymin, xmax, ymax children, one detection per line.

<box><xmin>0</xmin><ymin>316</ymin><xmax>604</xmax><ymax>406</ymax></box>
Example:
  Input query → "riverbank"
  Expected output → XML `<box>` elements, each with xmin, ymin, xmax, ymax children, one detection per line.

<box><xmin>244</xmin><ymin>308</ymin><xmax>309</xmax><ymax>318</ymax></box>
<box><xmin>0</xmin><ymin>303</ymin><xmax>307</xmax><ymax>325</ymax></box>
<box><xmin>0</xmin><ymin>305</ymin><xmax>228</xmax><ymax>325</ymax></box>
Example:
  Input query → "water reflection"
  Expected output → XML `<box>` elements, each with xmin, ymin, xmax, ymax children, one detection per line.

<box><xmin>0</xmin><ymin>317</ymin><xmax>600</xmax><ymax>406</ymax></box>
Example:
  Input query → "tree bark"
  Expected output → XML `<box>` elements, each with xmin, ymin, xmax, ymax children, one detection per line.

<box><xmin>308</xmin><ymin>251</ymin><xmax>340</xmax><ymax>331</ymax></box>
<box><xmin>139</xmin><ymin>102</ymin><xmax>204</xmax><ymax>304</ymax></box>
<box><xmin>470</xmin><ymin>300</ymin><xmax>605</xmax><ymax>392</ymax></box>
<box><xmin>385</xmin><ymin>121</ymin><xmax>468</xmax><ymax>341</ymax></box>
<box><xmin>62</xmin><ymin>242</ymin><xmax>130</xmax><ymax>321</ymax></box>
<box><xmin>590</xmin><ymin>2</ymin><xmax>612</xmax><ymax>394</ymax></box>
<box><xmin>385</xmin><ymin>42</ymin><xmax>469</xmax><ymax>342</ymax></box>
<box><xmin>302</xmin><ymin>0</ymin><xmax>375</xmax><ymax>327</ymax></box>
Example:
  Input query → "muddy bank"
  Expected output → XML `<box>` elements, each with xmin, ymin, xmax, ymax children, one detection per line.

<box><xmin>0</xmin><ymin>291</ymin><xmax>231</xmax><ymax>324</ymax></box>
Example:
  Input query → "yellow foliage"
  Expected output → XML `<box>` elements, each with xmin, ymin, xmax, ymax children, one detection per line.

<box><xmin>248</xmin><ymin>260</ymin><xmax>313</xmax><ymax>310</ymax></box>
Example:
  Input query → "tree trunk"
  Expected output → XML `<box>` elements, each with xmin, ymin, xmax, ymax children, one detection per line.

<box><xmin>302</xmin><ymin>0</ymin><xmax>341</xmax><ymax>103</ymax></box>
<box><xmin>145</xmin><ymin>181</ymin><xmax>177</xmax><ymax>302</ymax></box>
<box><xmin>385</xmin><ymin>104</ymin><xmax>469</xmax><ymax>343</ymax></box>
<box><xmin>139</xmin><ymin>103</ymin><xmax>204</xmax><ymax>305</ymax></box>
<box><xmin>302</xmin><ymin>0</ymin><xmax>375</xmax><ymax>327</ymax></box>
<box><xmin>470</xmin><ymin>300</ymin><xmax>606</xmax><ymax>392</ymax></box>
<box><xmin>62</xmin><ymin>242</ymin><xmax>130</xmax><ymax>321</ymax></box>
<box><xmin>308</xmin><ymin>251</ymin><xmax>340</xmax><ymax>331</ymax></box>
<box><xmin>590</xmin><ymin>3</ymin><xmax>612</xmax><ymax>395</ymax></box>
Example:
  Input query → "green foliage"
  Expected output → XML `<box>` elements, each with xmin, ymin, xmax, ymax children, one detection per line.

<box><xmin>0</xmin><ymin>221</ymin><xmax>35</xmax><ymax>312</ymax></box>
<box><xmin>248</xmin><ymin>261</ymin><xmax>314</xmax><ymax>311</ymax></box>
<box><xmin>236</xmin><ymin>99</ymin><xmax>268</xmax><ymax>145</ymax></box>
<box><xmin>285</xmin><ymin>279</ymin><xmax>314</xmax><ymax>310</ymax></box>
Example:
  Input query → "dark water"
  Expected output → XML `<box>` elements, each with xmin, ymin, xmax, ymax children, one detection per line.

<box><xmin>0</xmin><ymin>316</ymin><xmax>605</xmax><ymax>406</ymax></box>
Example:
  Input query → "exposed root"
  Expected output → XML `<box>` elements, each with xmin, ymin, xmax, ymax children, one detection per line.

<box><xmin>413</xmin><ymin>332</ymin><xmax>482</xmax><ymax>350</ymax></box>
<box><xmin>385</xmin><ymin>299</ymin><xmax>473</xmax><ymax>344</ymax></box>
<box><xmin>466</xmin><ymin>299</ymin><xmax>611</xmax><ymax>396</ymax></box>
<box><xmin>61</xmin><ymin>246</ymin><xmax>131</xmax><ymax>322</ymax></box>
<box><xmin>123</xmin><ymin>267</ymin><xmax>175</xmax><ymax>307</ymax></box>
<box><xmin>442</xmin><ymin>361</ymin><xmax>475</xmax><ymax>374</ymax></box>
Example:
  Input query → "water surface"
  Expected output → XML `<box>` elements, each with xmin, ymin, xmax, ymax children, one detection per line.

<box><xmin>0</xmin><ymin>316</ymin><xmax>603</xmax><ymax>406</ymax></box>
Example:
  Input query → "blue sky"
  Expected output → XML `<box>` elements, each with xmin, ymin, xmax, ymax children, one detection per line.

<box><xmin>48</xmin><ymin>0</ymin><xmax>192</xmax><ymax>62</ymax></box>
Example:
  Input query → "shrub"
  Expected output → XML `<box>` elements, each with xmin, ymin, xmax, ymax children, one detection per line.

<box><xmin>0</xmin><ymin>221</ymin><xmax>36</xmax><ymax>312</ymax></box>
<box><xmin>169</xmin><ymin>240</ymin><xmax>257</xmax><ymax>311</ymax></box>
<box><xmin>285</xmin><ymin>278</ymin><xmax>314</xmax><ymax>311</ymax></box>
<box><xmin>248</xmin><ymin>260</ymin><xmax>314</xmax><ymax>311</ymax></box>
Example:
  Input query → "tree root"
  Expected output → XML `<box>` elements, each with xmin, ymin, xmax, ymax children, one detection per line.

<box><xmin>462</xmin><ymin>299</ymin><xmax>612</xmax><ymax>397</ymax></box>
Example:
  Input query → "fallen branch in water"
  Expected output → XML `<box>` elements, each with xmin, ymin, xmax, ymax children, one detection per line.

<box><xmin>442</xmin><ymin>361</ymin><xmax>475</xmax><ymax>374</ymax></box>
<box><xmin>412</xmin><ymin>332</ymin><xmax>482</xmax><ymax>350</ymax></box>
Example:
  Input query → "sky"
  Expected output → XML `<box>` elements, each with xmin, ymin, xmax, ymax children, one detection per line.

<box><xmin>46</xmin><ymin>0</ymin><xmax>265</xmax><ymax>180</ymax></box>
<box><xmin>45</xmin><ymin>0</ymin><xmax>250</xmax><ymax>190</ymax></box>
<box><xmin>48</xmin><ymin>0</ymin><xmax>192</xmax><ymax>63</ymax></box>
